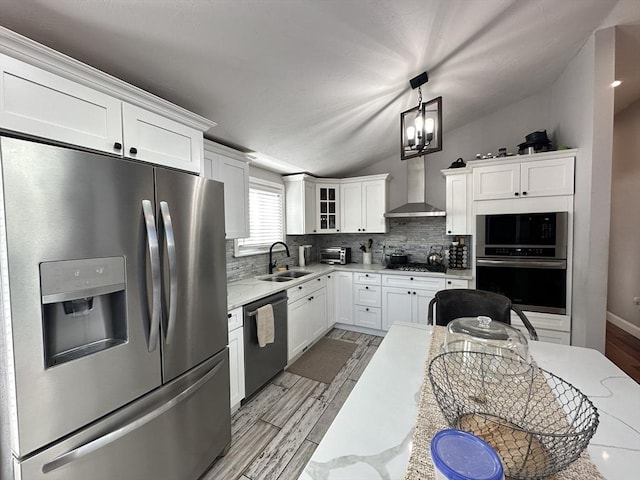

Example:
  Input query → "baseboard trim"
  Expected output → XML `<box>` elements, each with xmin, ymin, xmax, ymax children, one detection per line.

<box><xmin>607</xmin><ymin>311</ymin><xmax>640</xmax><ymax>340</ymax></box>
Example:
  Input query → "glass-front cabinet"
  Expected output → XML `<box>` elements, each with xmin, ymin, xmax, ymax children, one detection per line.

<box><xmin>316</xmin><ymin>183</ymin><xmax>340</xmax><ymax>233</ymax></box>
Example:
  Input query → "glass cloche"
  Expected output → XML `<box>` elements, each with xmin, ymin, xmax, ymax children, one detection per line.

<box><xmin>442</xmin><ymin>316</ymin><xmax>531</xmax><ymax>364</ymax></box>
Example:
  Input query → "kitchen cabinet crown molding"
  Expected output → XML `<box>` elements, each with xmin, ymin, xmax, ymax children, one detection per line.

<box><xmin>465</xmin><ymin>149</ymin><xmax>577</xmax><ymax>169</ymax></box>
<box><xmin>204</xmin><ymin>139</ymin><xmax>251</xmax><ymax>164</ymax></box>
<box><xmin>0</xmin><ymin>26</ymin><xmax>216</xmax><ymax>132</ymax></box>
<box><xmin>282</xmin><ymin>173</ymin><xmax>317</xmax><ymax>183</ymax></box>
<box><xmin>440</xmin><ymin>149</ymin><xmax>578</xmax><ymax>177</ymax></box>
<box><xmin>283</xmin><ymin>173</ymin><xmax>391</xmax><ymax>184</ymax></box>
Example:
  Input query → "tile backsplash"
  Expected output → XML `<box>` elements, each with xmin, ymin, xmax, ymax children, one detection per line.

<box><xmin>226</xmin><ymin>217</ymin><xmax>469</xmax><ymax>283</ymax></box>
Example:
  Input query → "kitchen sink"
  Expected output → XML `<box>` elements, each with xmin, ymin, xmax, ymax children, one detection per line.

<box><xmin>275</xmin><ymin>270</ymin><xmax>312</xmax><ymax>278</ymax></box>
<box><xmin>259</xmin><ymin>276</ymin><xmax>293</xmax><ymax>282</ymax></box>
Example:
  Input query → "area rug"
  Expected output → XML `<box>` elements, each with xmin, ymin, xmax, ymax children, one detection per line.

<box><xmin>286</xmin><ymin>337</ymin><xmax>357</xmax><ymax>384</ymax></box>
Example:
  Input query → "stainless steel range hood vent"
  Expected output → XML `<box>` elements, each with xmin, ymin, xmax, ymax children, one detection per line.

<box><xmin>384</xmin><ymin>157</ymin><xmax>446</xmax><ymax>217</ymax></box>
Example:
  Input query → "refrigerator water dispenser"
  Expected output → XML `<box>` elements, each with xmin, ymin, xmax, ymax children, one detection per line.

<box><xmin>40</xmin><ymin>257</ymin><xmax>127</xmax><ymax>367</ymax></box>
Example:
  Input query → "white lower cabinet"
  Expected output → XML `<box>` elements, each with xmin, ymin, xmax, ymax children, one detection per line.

<box><xmin>354</xmin><ymin>305</ymin><xmax>382</xmax><ymax>330</ymax></box>
<box><xmin>309</xmin><ymin>288</ymin><xmax>328</xmax><ymax>340</ymax></box>
<box><xmin>381</xmin><ymin>287</ymin><xmax>414</xmax><ymax>329</ymax></box>
<box><xmin>382</xmin><ymin>275</ymin><xmax>445</xmax><ymax>330</ymax></box>
<box><xmin>227</xmin><ymin>307</ymin><xmax>245</xmax><ymax>411</ymax></box>
<box><xmin>288</xmin><ymin>295</ymin><xmax>311</xmax><ymax>361</ymax></box>
<box><xmin>326</xmin><ymin>273</ymin><xmax>336</xmax><ymax>328</ymax></box>
<box><xmin>287</xmin><ymin>277</ymin><xmax>328</xmax><ymax>361</ymax></box>
<box><xmin>445</xmin><ymin>278</ymin><xmax>469</xmax><ymax>289</ymax></box>
<box><xmin>334</xmin><ymin>271</ymin><xmax>354</xmax><ymax>325</ymax></box>
<box><xmin>511</xmin><ymin>310</ymin><xmax>571</xmax><ymax>345</ymax></box>
<box><xmin>353</xmin><ymin>273</ymin><xmax>382</xmax><ymax>329</ymax></box>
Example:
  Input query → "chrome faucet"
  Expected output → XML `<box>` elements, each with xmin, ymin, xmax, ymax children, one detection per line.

<box><xmin>268</xmin><ymin>241</ymin><xmax>290</xmax><ymax>274</ymax></box>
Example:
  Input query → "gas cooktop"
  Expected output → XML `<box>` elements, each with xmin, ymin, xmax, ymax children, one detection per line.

<box><xmin>385</xmin><ymin>263</ymin><xmax>446</xmax><ymax>273</ymax></box>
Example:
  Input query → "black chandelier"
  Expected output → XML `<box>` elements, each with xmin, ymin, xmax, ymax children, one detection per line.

<box><xmin>400</xmin><ymin>71</ymin><xmax>442</xmax><ymax>160</ymax></box>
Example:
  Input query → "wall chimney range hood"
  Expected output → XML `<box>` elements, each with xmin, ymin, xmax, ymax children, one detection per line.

<box><xmin>384</xmin><ymin>157</ymin><xmax>446</xmax><ymax>217</ymax></box>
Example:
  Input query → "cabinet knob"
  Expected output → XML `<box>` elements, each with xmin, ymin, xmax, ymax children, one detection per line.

<box><xmin>129</xmin><ymin>147</ymin><xmax>138</xmax><ymax>155</ymax></box>
<box><xmin>298</xmin><ymin>286</ymin><xmax>303</xmax><ymax>290</ymax></box>
<box><xmin>412</xmin><ymin>291</ymin><xmax>416</xmax><ymax>295</ymax></box>
<box><xmin>514</xmin><ymin>192</ymin><xmax>519</xmax><ymax>196</ymax></box>
<box><xmin>113</xmin><ymin>142</ymin><xmax>122</xmax><ymax>150</ymax></box>
<box><xmin>407</xmin><ymin>291</ymin><xmax>411</xmax><ymax>294</ymax></box>
<box><xmin>317</xmin><ymin>278</ymin><xmax>321</xmax><ymax>281</ymax></box>
<box><xmin>362</xmin><ymin>229</ymin><xmax>365</xmax><ymax>231</ymax></box>
<box><xmin>366</xmin><ymin>308</ymin><xmax>369</xmax><ymax>311</ymax></box>
<box><xmin>309</xmin><ymin>296</ymin><xmax>314</xmax><ymax>301</ymax></box>
<box><xmin>447</xmin><ymin>230</ymin><xmax>452</xmax><ymax>234</ymax></box>
<box><xmin>357</xmin><ymin>228</ymin><xmax>361</xmax><ymax>231</ymax></box>
<box><xmin>410</xmin><ymin>277</ymin><xmax>414</xmax><ymax>280</ymax></box>
<box><xmin>365</xmin><ymin>274</ymin><xmax>369</xmax><ymax>277</ymax></box>
<box><xmin>337</xmin><ymin>229</ymin><xmax>340</xmax><ymax>232</ymax></box>
<box><xmin>365</xmin><ymin>286</ymin><xmax>369</xmax><ymax>290</ymax></box>
<box><xmin>227</xmin><ymin>313</ymin><xmax>232</xmax><ymax>318</ymax></box>
<box><xmin>328</xmin><ymin>275</ymin><xmax>331</xmax><ymax>278</ymax></box>
<box><xmin>522</xmin><ymin>191</ymin><xmax>528</xmax><ymax>196</ymax></box>
<box><xmin>313</xmin><ymin>230</ymin><xmax>317</xmax><ymax>232</ymax></box>
<box><xmin>447</xmin><ymin>281</ymin><xmax>452</xmax><ymax>285</ymax></box>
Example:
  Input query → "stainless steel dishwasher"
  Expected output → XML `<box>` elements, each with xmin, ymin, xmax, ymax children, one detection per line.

<box><xmin>243</xmin><ymin>291</ymin><xmax>288</xmax><ymax>400</ymax></box>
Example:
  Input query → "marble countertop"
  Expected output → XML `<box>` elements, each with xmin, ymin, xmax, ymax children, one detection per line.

<box><xmin>227</xmin><ymin>264</ymin><xmax>472</xmax><ymax>310</ymax></box>
<box><xmin>299</xmin><ymin>323</ymin><xmax>640</xmax><ymax>480</ymax></box>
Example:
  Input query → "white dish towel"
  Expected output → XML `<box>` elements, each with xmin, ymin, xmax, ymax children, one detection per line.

<box><xmin>256</xmin><ymin>304</ymin><xmax>275</xmax><ymax>347</ymax></box>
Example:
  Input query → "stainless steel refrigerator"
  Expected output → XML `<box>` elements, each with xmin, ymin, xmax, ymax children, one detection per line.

<box><xmin>0</xmin><ymin>136</ymin><xmax>230</xmax><ymax>480</ymax></box>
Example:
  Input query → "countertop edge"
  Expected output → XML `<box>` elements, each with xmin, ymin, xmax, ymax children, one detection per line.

<box><xmin>227</xmin><ymin>264</ymin><xmax>472</xmax><ymax>310</ymax></box>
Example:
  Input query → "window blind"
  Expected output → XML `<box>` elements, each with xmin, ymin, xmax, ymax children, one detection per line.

<box><xmin>236</xmin><ymin>179</ymin><xmax>284</xmax><ymax>254</ymax></box>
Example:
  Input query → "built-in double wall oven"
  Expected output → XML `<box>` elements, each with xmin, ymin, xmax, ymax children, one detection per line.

<box><xmin>476</xmin><ymin>212</ymin><xmax>568</xmax><ymax>314</ymax></box>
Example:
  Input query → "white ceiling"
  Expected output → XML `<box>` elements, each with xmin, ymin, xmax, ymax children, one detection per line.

<box><xmin>0</xmin><ymin>0</ymin><xmax>625</xmax><ymax>175</ymax></box>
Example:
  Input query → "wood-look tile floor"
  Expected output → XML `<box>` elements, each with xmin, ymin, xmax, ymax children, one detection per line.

<box><xmin>605</xmin><ymin>320</ymin><xmax>640</xmax><ymax>384</ymax></box>
<box><xmin>202</xmin><ymin>328</ymin><xmax>383</xmax><ymax>480</ymax></box>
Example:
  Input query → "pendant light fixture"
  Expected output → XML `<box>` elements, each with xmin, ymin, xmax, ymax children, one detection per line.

<box><xmin>400</xmin><ymin>71</ymin><xmax>442</xmax><ymax>160</ymax></box>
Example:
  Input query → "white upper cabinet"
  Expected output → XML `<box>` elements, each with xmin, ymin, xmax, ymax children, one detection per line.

<box><xmin>362</xmin><ymin>179</ymin><xmax>388</xmax><ymax>233</ymax></box>
<box><xmin>203</xmin><ymin>141</ymin><xmax>250</xmax><ymax>239</ymax></box>
<box><xmin>283</xmin><ymin>174</ymin><xmax>316</xmax><ymax>235</ymax></box>
<box><xmin>0</xmin><ymin>54</ymin><xmax>123</xmax><ymax>154</ymax></box>
<box><xmin>340</xmin><ymin>175</ymin><xmax>389</xmax><ymax>234</ymax></box>
<box><xmin>284</xmin><ymin>174</ymin><xmax>389</xmax><ymax>235</ymax></box>
<box><xmin>473</xmin><ymin>155</ymin><xmax>575</xmax><ymax>201</ymax></box>
<box><xmin>442</xmin><ymin>170</ymin><xmax>471</xmax><ymax>235</ymax></box>
<box><xmin>122</xmin><ymin>103</ymin><xmax>203</xmax><ymax>172</ymax></box>
<box><xmin>0</xmin><ymin>30</ymin><xmax>214</xmax><ymax>173</ymax></box>
<box><xmin>340</xmin><ymin>181</ymin><xmax>362</xmax><ymax>233</ymax></box>
<box><xmin>316</xmin><ymin>182</ymin><xmax>341</xmax><ymax>233</ymax></box>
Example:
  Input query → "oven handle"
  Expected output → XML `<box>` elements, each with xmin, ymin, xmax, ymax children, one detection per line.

<box><xmin>476</xmin><ymin>258</ymin><xmax>567</xmax><ymax>269</ymax></box>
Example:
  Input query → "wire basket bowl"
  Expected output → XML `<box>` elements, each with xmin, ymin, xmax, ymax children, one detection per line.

<box><xmin>428</xmin><ymin>351</ymin><xmax>599</xmax><ymax>479</ymax></box>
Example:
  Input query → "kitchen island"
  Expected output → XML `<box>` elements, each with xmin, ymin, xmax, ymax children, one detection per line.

<box><xmin>299</xmin><ymin>323</ymin><xmax>640</xmax><ymax>480</ymax></box>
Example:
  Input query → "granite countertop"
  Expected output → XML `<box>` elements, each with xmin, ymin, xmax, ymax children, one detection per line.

<box><xmin>299</xmin><ymin>323</ymin><xmax>640</xmax><ymax>480</ymax></box>
<box><xmin>227</xmin><ymin>264</ymin><xmax>473</xmax><ymax>310</ymax></box>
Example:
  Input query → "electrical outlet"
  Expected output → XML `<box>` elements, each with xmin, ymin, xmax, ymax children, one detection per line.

<box><xmin>634</xmin><ymin>296</ymin><xmax>640</xmax><ymax>306</ymax></box>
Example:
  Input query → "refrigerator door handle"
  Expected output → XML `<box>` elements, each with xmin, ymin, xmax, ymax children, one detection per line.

<box><xmin>41</xmin><ymin>355</ymin><xmax>226</xmax><ymax>474</ymax></box>
<box><xmin>160</xmin><ymin>201</ymin><xmax>178</xmax><ymax>344</ymax></box>
<box><xmin>142</xmin><ymin>199</ymin><xmax>161</xmax><ymax>352</ymax></box>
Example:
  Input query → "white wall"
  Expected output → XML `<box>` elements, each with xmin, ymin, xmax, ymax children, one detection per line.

<box><xmin>608</xmin><ymin>97</ymin><xmax>640</xmax><ymax>329</ymax></box>
<box><xmin>424</xmin><ymin>90</ymin><xmax>552</xmax><ymax>208</ymax></box>
<box><xmin>353</xmin><ymin>90</ymin><xmax>552</xmax><ymax>211</ymax></box>
<box><xmin>549</xmin><ymin>28</ymin><xmax>616</xmax><ymax>352</ymax></box>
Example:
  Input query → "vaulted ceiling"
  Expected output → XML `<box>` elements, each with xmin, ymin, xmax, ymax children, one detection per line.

<box><xmin>0</xmin><ymin>0</ymin><xmax>625</xmax><ymax>175</ymax></box>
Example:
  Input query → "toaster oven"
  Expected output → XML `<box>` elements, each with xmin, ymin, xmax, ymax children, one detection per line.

<box><xmin>320</xmin><ymin>247</ymin><xmax>351</xmax><ymax>265</ymax></box>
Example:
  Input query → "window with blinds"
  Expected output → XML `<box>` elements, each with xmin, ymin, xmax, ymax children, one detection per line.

<box><xmin>235</xmin><ymin>178</ymin><xmax>285</xmax><ymax>256</ymax></box>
